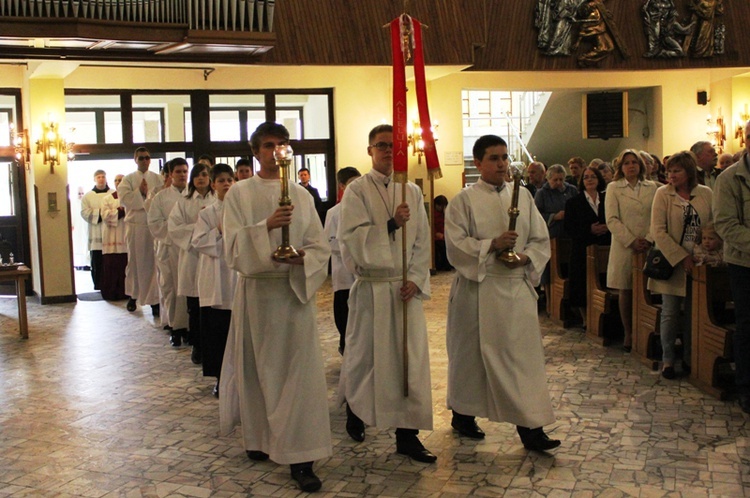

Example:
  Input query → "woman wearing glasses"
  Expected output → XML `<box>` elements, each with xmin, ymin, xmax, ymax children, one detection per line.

<box><xmin>564</xmin><ymin>166</ymin><xmax>611</xmax><ymax>328</ymax></box>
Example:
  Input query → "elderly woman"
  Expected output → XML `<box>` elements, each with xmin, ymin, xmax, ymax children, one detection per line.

<box><xmin>649</xmin><ymin>151</ymin><xmax>713</xmax><ymax>379</ymax></box>
<box><xmin>598</xmin><ymin>162</ymin><xmax>615</xmax><ymax>184</ymax></box>
<box><xmin>534</xmin><ymin>164</ymin><xmax>578</xmax><ymax>240</ymax></box>
<box><xmin>564</xmin><ymin>166</ymin><xmax>611</xmax><ymax>326</ymax></box>
<box><xmin>605</xmin><ymin>149</ymin><xmax>660</xmax><ymax>351</ymax></box>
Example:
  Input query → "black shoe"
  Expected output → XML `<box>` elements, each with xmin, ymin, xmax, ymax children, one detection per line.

<box><xmin>517</xmin><ymin>427</ymin><xmax>561</xmax><ymax>452</ymax></box>
<box><xmin>451</xmin><ymin>413</ymin><xmax>485</xmax><ymax>440</ymax></box>
<box><xmin>739</xmin><ymin>395</ymin><xmax>750</xmax><ymax>414</ymax></box>
<box><xmin>396</xmin><ymin>435</ymin><xmax>437</xmax><ymax>463</ymax></box>
<box><xmin>345</xmin><ymin>404</ymin><xmax>365</xmax><ymax>442</ymax></box>
<box><xmin>212</xmin><ymin>381</ymin><xmax>219</xmax><ymax>398</ymax></box>
<box><xmin>151</xmin><ymin>304</ymin><xmax>160</xmax><ymax>317</ymax></box>
<box><xmin>662</xmin><ymin>366</ymin><xmax>676</xmax><ymax>380</ymax></box>
<box><xmin>191</xmin><ymin>346</ymin><xmax>202</xmax><ymax>365</ymax></box>
<box><xmin>126</xmin><ymin>298</ymin><xmax>136</xmax><ymax>312</ymax></box>
<box><xmin>163</xmin><ymin>324</ymin><xmax>172</xmax><ymax>331</ymax></box>
<box><xmin>246</xmin><ymin>450</ymin><xmax>269</xmax><ymax>461</ymax></box>
<box><xmin>169</xmin><ymin>332</ymin><xmax>181</xmax><ymax>347</ymax></box>
<box><xmin>623</xmin><ymin>345</ymin><xmax>632</xmax><ymax>353</ymax></box>
<box><xmin>290</xmin><ymin>466</ymin><xmax>322</xmax><ymax>493</ymax></box>
<box><xmin>681</xmin><ymin>361</ymin><xmax>691</xmax><ymax>375</ymax></box>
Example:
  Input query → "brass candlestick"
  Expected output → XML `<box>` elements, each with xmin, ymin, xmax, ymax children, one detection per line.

<box><xmin>497</xmin><ymin>164</ymin><xmax>525</xmax><ymax>264</ymax></box>
<box><xmin>272</xmin><ymin>144</ymin><xmax>300</xmax><ymax>261</ymax></box>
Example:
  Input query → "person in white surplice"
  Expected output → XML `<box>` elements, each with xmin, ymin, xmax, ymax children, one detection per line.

<box><xmin>148</xmin><ymin>159</ymin><xmax>189</xmax><ymax>346</ymax></box>
<box><xmin>219</xmin><ymin>122</ymin><xmax>331</xmax><ymax>493</ymax></box>
<box><xmin>118</xmin><ymin>147</ymin><xmax>163</xmax><ymax>316</ymax></box>
<box><xmin>80</xmin><ymin>169</ymin><xmax>111</xmax><ymax>290</ymax></box>
<box><xmin>444</xmin><ymin>135</ymin><xmax>561</xmax><ymax>452</ymax></box>
<box><xmin>337</xmin><ymin>124</ymin><xmax>436</xmax><ymax>464</ymax></box>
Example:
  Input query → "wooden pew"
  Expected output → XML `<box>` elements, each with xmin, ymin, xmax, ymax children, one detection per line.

<box><xmin>632</xmin><ymin>252</ymin><xmax>661</xmax><ymax>370</ymax></box>
<box><xmin>689</xmin><ymin>264</ymin><xmax>735</xmax><ymax>400</ymax></box>
<box><xmin>586</xmin><ymin>245</ymin><xmax>619</xmax><ymax>345</ymax></box>
<box><xmin>549</xmin><ymin>238</ymin><xmax>572</xmax><ymax>325</ymax></box>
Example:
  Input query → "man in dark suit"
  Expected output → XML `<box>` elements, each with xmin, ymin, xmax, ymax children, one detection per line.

<box><xmin>298</xmin><ymin>167</ymin><xmax>325</xmax><ymax>222</ymax></box>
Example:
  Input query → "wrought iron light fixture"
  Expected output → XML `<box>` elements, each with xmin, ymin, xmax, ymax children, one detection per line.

<box><xmin>407</xmin><ymin>120</ymin><xmax>438</xmax><ymax>164</ymax></box>
<box><xmin>9</xmin><ymin>123</ymin><xmax>30</xmax><ymax>167</ymax></box>
<box><xmin>35</xmin><ymin>121</ymin><xmax>74</xmax><ymax>173</ymax></box>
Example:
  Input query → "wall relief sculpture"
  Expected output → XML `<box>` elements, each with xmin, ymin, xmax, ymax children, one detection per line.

<box><xmin>642</xmin><ymin>0</ymin><xmax>725</xmax><ymax>58</ymax></box>
<box><xmin>642</xmin><ymin>0</ymin><xmax>693</xmax><ymax>57</ymax></box>
<box><xmin>686</xmin><ymin>0</ymin><xmax>725</xmax><ymax>57</ymax></box>
<box><xmin>535</xmin><ymin>0</ymin><xmax>629</xmax><ymax>66</ymax></box>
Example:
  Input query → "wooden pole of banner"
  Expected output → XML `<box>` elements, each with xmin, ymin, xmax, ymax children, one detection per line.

<box><xmin>401</xmin><ymin>179</ymin><xmax>409</xmax><ymax>397</ymax></box>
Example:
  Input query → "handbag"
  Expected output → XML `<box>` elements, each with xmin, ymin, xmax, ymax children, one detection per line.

<box><xmin>643</xmin><ymin>247</ymin><xmax>674</xmax><ymax>280</ymax></box>
<box><xmin>643</xmin><ymin>203</ymin><xmax>691</xmax><ymax>280</ymax></box>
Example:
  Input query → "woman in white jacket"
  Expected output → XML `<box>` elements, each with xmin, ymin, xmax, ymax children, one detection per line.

<box><xmin>649</xmin><ymin>151</ymin><xmax>713</xmax><ymax>379</ymax></box>
<box><xmin>192</xmin><ymin>164</ymin><xmax>236</xmax><ymax>397</ymax></box>
<box><xmin>168</xmin><ymin>163</ymin><xmax>214</xmax><ymax>364</ymax></box>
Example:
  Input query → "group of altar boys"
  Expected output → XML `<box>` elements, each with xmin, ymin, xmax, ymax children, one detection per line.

<box><xmin>84</xmin><ymin>122</ymin><xmax>561</xmax><ymax>493</ymax></box>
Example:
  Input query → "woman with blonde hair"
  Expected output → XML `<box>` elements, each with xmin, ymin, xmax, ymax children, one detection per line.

<box><xmin>605</xmin><ymin>149</ymin><xmax>660</xmax><ymax>351</ymax></box>
<box><xmin>649</xmin><ymin>151</ymin><xmax>712</xmax><ymax>379</ymax></box>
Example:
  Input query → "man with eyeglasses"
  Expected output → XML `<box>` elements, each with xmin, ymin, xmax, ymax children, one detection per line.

<box><xmin>337</xmin><ymin>124</ymin><xmax>436</xmax><ymax>464</ymax></box>
<box><xmin>118</xmin><ymin>147</ymin><xmax>163</xmax><ymax>315</ymax></box>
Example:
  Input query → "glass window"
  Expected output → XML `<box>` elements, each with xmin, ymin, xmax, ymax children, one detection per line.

<box><xmin>0</xmin><ymin>162</ymin><xmax>13</xmax><ymax>216</ymax></box>
<box><xmin>66</xmin><ymin>111</ymin><xmax>97</xmax><ymax>144</ymax></box>
<box><xmin>300</xmin><ymin>153</ymin><xmax>328</xmax><ymax>201</ymax></box>
<box><xmin>133</xmin><ymin>94</ymin><xmax>190</xmax><ymax>143</ymax></box>
<box><xmin>66</xmin><ymin>94</ymin><xmax>121</xmax><ymax>145</ymax></box>
<box><xmin>276</xmin><ymin>94</ymin><xmax>330</xmax><ymax>139</ymax></box>
<box><xmin>133</xmin><ymin>110</ymin><xmax>163</xmax><ymax>143</ymax></box>
<box><xmin>104</xmin><ymin>111</ymin><xmax>123</xmax><ymax>143</ymax></box>
<box><xmin>209</xmin><ymin>94</ymin><xmax>265</xmax><ymax>142</ymax></box>
<box><xmin>246</xmin><ymin>109</ymin><xmax>267</xmax><ymax>138</ymax></box>
<box><xmin>0</xmin><ymin>110</ymin><xmax>12</xmax><ymax>147</ymax></box>
<box><xmin>210</xmin><ymin>110</ymin><xmax>241</xmax><ymax>141</ymax></box>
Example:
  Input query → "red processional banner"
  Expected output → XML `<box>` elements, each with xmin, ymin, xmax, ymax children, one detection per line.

<box><xmin>390</xmin><ymin>14</ymin><xmax>442</xmax><ymax>182</ymax></box>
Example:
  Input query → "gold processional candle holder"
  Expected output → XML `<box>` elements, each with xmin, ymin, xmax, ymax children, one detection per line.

<box><xmin>272</xmin><ymin>144</ymin><xmax>300</xmax><ymax>261</ymax></box>
<box><xmin>497</xmin><ymin>164</ymin><xmax>526</xmax><ymax>264</ymax></box>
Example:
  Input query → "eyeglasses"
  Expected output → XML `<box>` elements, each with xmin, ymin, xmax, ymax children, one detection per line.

<box><xmin>583</xmin><ymin>175</ymin><xmax>598</xmax><ymax>180</ymax></box>
<box><xmin>370</xmin><ymin>142</ymin><xmax>394</xmax><ymax>151</ymax></box>
<box><xmin>137</xmin><ymin>155</ymin><xmax>151</xmax><ymax>161</ymax></box>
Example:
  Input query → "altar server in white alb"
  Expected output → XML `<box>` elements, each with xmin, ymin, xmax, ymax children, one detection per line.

<box><xmin>219</xmin><ymin>122</ymin><xmax>331</xmax><ymax>493</ymax></box>
<box><xmin>99</xmin><ymin>174</ymin><xmax>128</xmax><ymax>301</ymax></box>
<box><xmin>118</xmin><ymin>147</ymin><xmax>163</xmax><ymax>315</ymax></box>
<box><xmin>337</xmin><ymin>124</ymin><xmax>436</xmax><ymax>463</ymax></box>
<box><xmin>323</xmin><ymin>166</ymin><xmax>361</xmax><ymax>355</ymax></box>
<box><xmin>168</xmin><ymin>162</ymin><xmax>214</xmax><ymax>365</ymax></box>
<box><xmin>80</xmin><ymin>169</ymin><xmax>111</xmax><ymax>290</ymax></box>
<box><xmin>191</xmin><ymin>163</ymin><xmax>236</xmax><ymax>398</ymax></box>
<box><xmin>444</xmin><ymin>134</ymin><xmax>560</xmax><ymax>452</ymax></box>
<box><xmin>147</xmin><ymin>159</ymin><xmax>189</xmax><ymax>345</ymax></box>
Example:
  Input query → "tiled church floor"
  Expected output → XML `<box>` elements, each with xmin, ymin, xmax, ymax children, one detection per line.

<box><xmin>1</xmin><ymin>271</ymin><xmax>750</xmax><ymax>497</ymax></box>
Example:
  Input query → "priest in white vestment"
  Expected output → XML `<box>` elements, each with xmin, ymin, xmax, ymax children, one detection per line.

<box><xmin>100</xmin><ymin>175</ymin><xmax>128</xmax><ymax>301</ymax></box>
<box><xmin>118</xmin><ymin>147</ymin><xmax>163</xmax><ymax>315</ymax></box>
<box><xmin>337</xmin><ymin>124</ymin><xmax>436</xmax><ymax>464</ymax></box>
<box><xmin>80</xmin><ymin>169</ymin><xmax>111</xmax><ymax>290</ymax></box>
<box><xmin>148</xmin><ymin>159</ymin><xmax>189</xmax><ymax>344</ymax></box>
<box><xmin>444</xmin><ymin>134</ymin><xmax>560</xmax><ymax>452</ymax></box>
<box><xmin>219</xmin><ymin>122</ymin><xmax>331</xmax><ymax>493</ymax></box>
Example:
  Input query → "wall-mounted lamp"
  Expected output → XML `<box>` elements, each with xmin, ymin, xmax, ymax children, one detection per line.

<box><xmin>407</xmin><ymin>120</ymin><xmax>438</xmax><ymax>164</ymax></box>
<box><xmin>706</xmin><ymin>113</ymin><xmax>725</xmax><ymax>153</ymax></box>
<box><xmin>9</xmin><ymin>123</ymin><xmax>30</xmax><ymax>168</ymax></box>
<box><xmin>736</xmin><ymin>104</ymin><xmax>749</xmax><ymax>147</ymax></box>
<box><xmin>35</xmin><ymin>121</ymin><xmax>74</xmax><ymax>173</ymax></box>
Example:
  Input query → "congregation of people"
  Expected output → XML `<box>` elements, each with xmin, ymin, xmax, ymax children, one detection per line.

<box><xmin>76</xmin><ymin>121</ymin><xmax>750</xmax><ymax>493</ymax></box>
